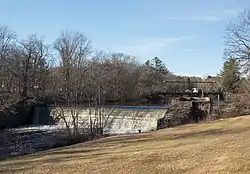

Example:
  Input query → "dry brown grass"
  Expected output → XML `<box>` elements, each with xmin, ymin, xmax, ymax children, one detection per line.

<box><xmin>1</xmin><ymin>116</ymin><xmax>250</xmax><ymax>174</ymax></box>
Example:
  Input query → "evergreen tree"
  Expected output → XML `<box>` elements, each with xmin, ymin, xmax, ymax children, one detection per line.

<box><xmin>149</xmin><ymin>57</ymin><xmax>169</xmax><ymax>74</ymax></box>
<box><xmin>145</xmin><ymin>60</ymin><xmax>150</xmax><ymax>66</ymax></box>
<box><xmin>218</xmin><ymin>57</ymin><xmax>241</xmax><ymax>93</ymax></box>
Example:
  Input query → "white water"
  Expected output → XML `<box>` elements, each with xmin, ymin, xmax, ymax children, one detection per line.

<box><xmin>51</xmin><ymin>107</ymin><xmax>167</xmax><ymax>134</ymax></box>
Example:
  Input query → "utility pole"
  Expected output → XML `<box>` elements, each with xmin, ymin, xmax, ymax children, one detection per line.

<box><xmin>188</xmin><ymin>77</ymin><xmax>191</xmax><ymax>90</ymax></box>
<box><xmin>97</xmin><ymin>84</ymin><xmax>102</xmax><ymax>135</ymax></box>
<box><xmin>217</xmin><ymin>94</ymin><xmax>220</xmax><ymax>106</ymax></box>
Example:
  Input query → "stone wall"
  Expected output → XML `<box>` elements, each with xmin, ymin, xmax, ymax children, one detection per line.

<box><xmin>157</xmin><ymin>98</ymin><xmax>211</xmax><ymax>129</ymax></box>
<box><xmin>157</xmin><ymin>99</ymin><xmax>192</xmax><ymax>129</ymax></box>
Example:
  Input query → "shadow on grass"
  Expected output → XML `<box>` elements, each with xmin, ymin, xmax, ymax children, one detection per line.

<box><xmin>169</xmin><ymin>129</ymin><xmax>226</xmax><ymax>140</ymax></box>
<box><xmin>42</xmin><ymin>149</ymin><xmax>96</xmax><ymax>156</ymax></box>
<box><xmin>169</xmin><ymin>126</ymin><xmax>250</xmax><ymax>140</ymax></box>
<box><xmin>92</xmin><ymin>134</ymin><xmax>151</xmax><ymax>145</ymax></box>
<box><xmin>0</xmin><ymin>165</ymin><xmax>34</xmax><ymax>174</ymax></box>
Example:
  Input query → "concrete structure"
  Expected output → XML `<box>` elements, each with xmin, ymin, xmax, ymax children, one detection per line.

<box><xmin>50</xmin><ymin>106</ymin><xmax>167</xmax><ymax>134</ymax></box>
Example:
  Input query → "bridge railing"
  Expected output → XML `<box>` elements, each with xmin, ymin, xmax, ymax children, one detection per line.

<box><xmin>162</xmin><ymin>80</ymin><xmax>221</xmax><ymax>94</ymax></box>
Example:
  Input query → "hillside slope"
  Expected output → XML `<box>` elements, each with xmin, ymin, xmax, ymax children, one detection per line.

<box><xmin>1</xmin><ymin>116</ymin><xmax>250</xmax><ymax>174</ymax></box>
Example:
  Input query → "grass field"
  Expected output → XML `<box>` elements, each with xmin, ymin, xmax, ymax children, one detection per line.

<box><xmin>1</xmin><ymin>116</ymin><xmax>250</xmax><ymax>174</ymax></box>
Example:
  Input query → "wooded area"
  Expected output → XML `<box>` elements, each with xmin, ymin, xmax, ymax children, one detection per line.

<box><xmin>1</xmin><ymin>9</ymin><xmax>250</xmax><ymax>133</ymax></box>
<box><xmin>0</xmin><ymin>26</ymin><xmax>213</xmax><ymax>109</ymax></box>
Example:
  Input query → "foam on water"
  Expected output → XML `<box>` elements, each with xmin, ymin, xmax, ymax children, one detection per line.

<box><xmin>5</xmin><ymin>107</ymin><xmax>167</xmax><ymax>135</ymax></box>
<box><xmin>51</xmin><ymin>107</ymin><xmax>167</xmax><ymax>134</ymax></box>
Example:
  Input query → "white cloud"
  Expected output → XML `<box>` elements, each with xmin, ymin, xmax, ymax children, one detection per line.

<box><xmin>166</xmin><ymin>9</ymin><xmax>243</xmax><ymax>22</ymax></box>
<box><xmin>112</xmin><ymin>36</ymin><xmax>193</xmax><ymax>62</ymax></box>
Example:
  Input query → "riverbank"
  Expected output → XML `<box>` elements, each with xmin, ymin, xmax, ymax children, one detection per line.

<box><xmin>0</xmin><ymin>107</ymin><xmax>167</xmax><ymax>160</ymax></box>
<box><xmin>1</xmin><ymin>116</ymin><xmax>250</xmax><ymax>173</ymax></box>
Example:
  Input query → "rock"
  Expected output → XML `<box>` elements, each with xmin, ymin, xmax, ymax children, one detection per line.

<box><xmin>157</xmin><ymin>99</ymin><xmax>193</xmax><ymax>129</ymax></box>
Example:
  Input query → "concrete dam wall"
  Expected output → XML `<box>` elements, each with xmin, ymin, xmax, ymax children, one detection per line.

<box><xmin>0</xmin><ymin>106</ymin><xmax>167</xmax><ymax>159</ymax></box>
<box><xmin>50</xmin><ymin>106</ymin><xmax>167</xmax><ymax>134</ymax></box>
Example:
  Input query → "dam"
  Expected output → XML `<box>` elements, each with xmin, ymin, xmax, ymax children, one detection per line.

<box><xmin>0</xmin><ymin>105</ymin><xmax>167</xmax><ymax>159</ymax></box>
<box><xmin>50</xmin><ymin>105</ymin><xmax>168</xmax><ymax>135</ymax></box>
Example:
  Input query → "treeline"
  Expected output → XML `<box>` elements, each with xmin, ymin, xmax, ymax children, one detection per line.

<box><xmin>0</xmin><ymin>27</ymin><xmax>195</xmax><ymax>106</ymax></box>
<box><xmin>0</xmin><ymin>26</ymin><xmax>211</xmax><ymax>108</ymax></box>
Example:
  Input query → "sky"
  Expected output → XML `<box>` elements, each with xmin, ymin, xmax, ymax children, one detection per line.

<box><xmin>0</xmin><ymin>0</ymin><xmax>249</xmax><ymax>77</ymax></box>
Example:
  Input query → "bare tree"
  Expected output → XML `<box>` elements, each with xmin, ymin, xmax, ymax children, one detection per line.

<box><xmin>53</xmin><ymin>31</ymin><xmax>92</xmax><ymax>137</ymax></box>
<box><xmin>224</xmin><ymin>9</ymin><xmax>250</xmax><ymax>74</ymax></box>
<box><xmin>18</xmin><ymin>35</ymin><xmax>50</xmax><ymax>98</ymax></box>
<box><xmin>0</xmin><ymin>26</ymin><xmax>16</xmax><ymax>61</ymax></box>
<box><xmin>0</xmin><ymin>27</ymin><xmax>17</xmax><ymax>108</ymax></box>
<box><xmin>1</xmin><ymin>34</ymin><xmax>51</xmax><ymax>101</ymax></box>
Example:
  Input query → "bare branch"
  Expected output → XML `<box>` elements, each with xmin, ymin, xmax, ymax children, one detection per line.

<box><xmin>224</xmin><ymin>9</ymin><xmax>250</xmax><ymax>73</ymax></box>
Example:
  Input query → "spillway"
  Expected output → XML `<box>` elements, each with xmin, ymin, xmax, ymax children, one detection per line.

<box><xmin>51</xmin><ymin>106</ymin><xmax>167</xmax><ymax>134</ymax></box>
